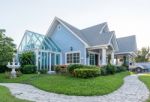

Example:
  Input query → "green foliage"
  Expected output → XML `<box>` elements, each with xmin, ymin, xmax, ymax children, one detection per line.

<box><xmin>0</xmin><ymin>30</ymin><xmax>16</xmax><ymax>66</ymax></box>
<box><xmin>101</xmin><ymin>64</ymin><xmax>126</xmax><ymax>75</ymax></box>
<box><xmin>106</xmin><ymin>64</ymin><xmax>116</xmax><ymax>74</ymax></box>
<box><xmin>0</xmin><ymin>65</ymin><xmax>10</xmax><ymax>73</ymax></box>
<box><xmin>67</xmin><ymin>64</ymin><xmax>84</xmax><ymax>74</ymax></box>
<box><xmin>19</xmin><ymin>51</ymin><xmax>35</xmax><ymax>67</ymax></box>
<box><xmin>38</xmin><ymin>69</ymin><xmax>48</xmax><ymax>74</ymax></box>
<box><xmin>55</xmin><ymin>65</ymin><xmax>67</xmax><ymax>74</ymax></box>
<box><xmin>101</xmin><ymin>64</ymin><xmax>116</xmax><ymax>75</ymax></box>
<box><xmin>139</xmin><ymin>75</ymin><xmax>150</xmax><ymax>102</ymax></box>
<box><xmin>0</xmin><ymin>71</ymin><xmax>129</xmax><ymax>96</ymax></box>
<box><xmin>21</xmin><ymin>65</ymin><xmax>36</xmax><ymax>74</ymax></box>
<box><xmin>135</xmin><ymin>47</ymin><xmax>150</xmax><ymax>62</ymax></box>
<box><xmin>74</xmin><ymin>68</ymin><xmax>100</xmax><ymax>78</ymax></box>
<box><xmin>16</xmin><ymin>71</ymin><xmax>23</xmax><ymax>77</ymax></box>
<box><xmin>116</xmin><ymin>66</ymin><xmax>127</xmax><ymax>72</ymax></box>
<box><xmin>101</xmin><ymin>66</ymin><xmax>107</xmax><ymax>75</ymax></box>
<box><xmin>4</xmin><ymin>71</ymin><xmax>11</xmax><ymax>79</ymax></box>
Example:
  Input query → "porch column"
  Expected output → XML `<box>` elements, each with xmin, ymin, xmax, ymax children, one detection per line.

<box><xmin>60</xmin><ymin>53</ymin><xmax>62</xmax><ymax>65</ymax></box>
<box><xmin>35</xmin><ymin>49</ymin><xmax>39</xmax><ymax>70</ymax></box>
<box><xmin>102</xmin><ymin>48</ymin><xmax>107</xmax><ymax>65</ymax></box>
<box><xmin>49</xmin><ymin>53</ymin><xmax>51</xmax><ymax>71</ymax></box>
<box><xmin>116</xmin><ymin>56</ymin><xmax>118</xmax><ymax>65</ymax></box>
<box><xmin>111</xmin><ymin>51</ymin><xmax>115</xmax><ymax>65</ymax></box>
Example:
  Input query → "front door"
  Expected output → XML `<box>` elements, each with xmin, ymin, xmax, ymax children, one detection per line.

<box><xmin>89</xmin><ymin>53</ymin><xmax>99</xmax><ymax>65</ymax></box>
<box><xmin>95</xmin><ymin>54</ymin><xmax>98</xmax><ymax>65</ymax></box>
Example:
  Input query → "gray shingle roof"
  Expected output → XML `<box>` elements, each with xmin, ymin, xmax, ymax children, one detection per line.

<box><xmin>57</xmin><ymin>17</ymin><xmax>111</xmax><ymax>46</ymax></box>
<box><xmin>116</xmin><ymin>35</ymin><xmax>137</xmax><ymax>53</ymax></box>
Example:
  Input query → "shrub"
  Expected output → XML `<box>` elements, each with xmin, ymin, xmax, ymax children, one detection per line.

<box><xmin>101</xmin><ymin>66</ymin><xmax>107</xmax><ymax>75</ymax></box>
<box><xmin>5</xmin><ymin>71</ymin><xmax>11</xmax><ymax>79</ymax></box>
<box><xmin>55</xmin><ymin>65</ymin><xmax>67</xmax><ymax>74</ymax></box>
<box><xmin>101</xmin><ymin>64</ymin><xmax>117</xmax><ymax>75</ymax></box>
<box><xmin>38</xmin><ymin>69</ymin><xmax>48</xmax><ymax>74</ymax></box>
<box><xmin>16</xmin><ymin>71</ymin><xmax>22</xmax><ymax>77</ymax></box>
<box><xmin>74</xmin><ymin>68</ymin><xmax>101</xmax><ymax>78</ymax></box>
<box><xmin>67</xmin><ymin>64</ymin><xmax>84</xmax><ymax>74</ymax></box>
<box><xmin>21</xmin><ymin>65</ymin><xmax>36</xmax><ymax>74</ymax></box>
<box><xmin>0</xmin><ymin>65</ymin><xmax>10</xmax><ymax>73</ymax></box>
<box><xmin>106</xmin><ymin>64</ymin><xmax>116</xmax><ymax>74</ymax></box>
<box><xmin>19</xmin><ymin>51</ymin><xmax>35</xmax><ymax>67</ymax></box>
<box><xmin>116</xmin><ymin>66</ymin><xmax>127</xmax><ymax>72</ymax></box>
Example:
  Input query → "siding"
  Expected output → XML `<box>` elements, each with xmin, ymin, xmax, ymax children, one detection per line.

<box><xmin>50</xmin><ymin>23</ymin><xmax>86</xmax><ymax>64</ymax></box>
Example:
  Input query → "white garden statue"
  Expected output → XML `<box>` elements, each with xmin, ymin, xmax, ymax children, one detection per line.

<box><xmin>7</xmin><ymin>55</ymin><xmax>20</xmax><ymax>78</ymax></box>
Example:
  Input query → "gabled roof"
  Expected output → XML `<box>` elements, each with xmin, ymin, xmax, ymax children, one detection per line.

<box><xmin>116</xmin><ymin>35</ymin><xmax>137</xmax><ymax>54</ymax></box>
<box><xmin>47</xmin><ymin>17</ymin><xmax>112</xmax><ymax>47</ymax></box>
<box><xmin>81</xmin><ymin>22</ymin><xmax>107</xmax><ymax>34</ymax></box>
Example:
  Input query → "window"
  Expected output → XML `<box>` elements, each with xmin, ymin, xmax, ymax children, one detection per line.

<box><xmin>66</xmin><ymin>52</ymin><xmax>80</xmax><ymax>64</ymax></box>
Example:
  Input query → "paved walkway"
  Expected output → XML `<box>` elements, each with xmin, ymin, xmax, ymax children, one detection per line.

<box><xmin>0</xmin><ymin>75</ymin><xmax>149</xmax><ymax>102</ymax></box>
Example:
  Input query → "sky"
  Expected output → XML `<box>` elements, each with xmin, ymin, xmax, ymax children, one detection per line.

<box><xmin>0</xmin><ymin>0</ymin><xmax>150</xmax><ymax>49</ymax></box>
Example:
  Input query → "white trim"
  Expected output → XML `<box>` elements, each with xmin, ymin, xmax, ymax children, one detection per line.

<box><xmin>65</xmin><ymin>51</ymin><xmax>81</xmax><ymax>65</ymax></box>
<box><xmin>17</xmin><ymin>31</ymin><xmax>27</xmax><ymax>51</ymax></box>
<box><xmin>60</xmin><ymin>53</ymin><xmax>63</xmax><ymax>65</ymax></box>
<box><xmin>46</xmin><ymin>17</ymin><xmax>89</xmax><ymax>47</ymax></box>
<box><xmin>88</xmin><ymin>51</ymin><xmax>99</xmax><ymax>55</ymax></box>
<box><xmin>84</xmin><ymin>49</ymin><xmax>87</xmax><ymax>65</ymax></box>
<box><xmin>115</xmin><ymin>51</ymin><xmax>137</xmax><ymax>57</ymax></box>
<box><xmin>57</xmin><ymin>18</ymin><xmax>89</xmax><ymax>47</ymax></box>
<box><xmin>108</xmin><ymin>32</ymin><xmax>119</xmax><ymax>51</ymax></box>
<box><xmin>49</xmin><ymin>53</ymin><xmax>51</xmax><ymax>71</ymax></box>
<box><xmin>99</xmin><ymin>23</ymin><xmax>107</xmax><ymax>34</ymax></box>
<box><xmin>46</xmin><ymin>17</ymin><xmax>57</xmax><ymax>36</ymax></box>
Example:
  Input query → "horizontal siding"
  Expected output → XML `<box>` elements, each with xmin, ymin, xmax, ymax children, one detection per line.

<box><xmin>50</xmin><ymin>23</ymin><xmax>86</xmax><ymax>64</ymax></box>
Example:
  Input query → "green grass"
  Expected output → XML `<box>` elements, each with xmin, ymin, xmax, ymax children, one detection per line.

<box><xmin>0</xmin><ymin>85</ymin><xmax>30</xmax><ymax>102</ymax></box>
<box><xmin>139</xmin><ymin>74</ymin><xmax>150</xmax><ymax>102</ymax></box>
<box><xmin>0</xmin><ymin>71</ymin><xmax>129</xmax><ymax>96</ymax></box>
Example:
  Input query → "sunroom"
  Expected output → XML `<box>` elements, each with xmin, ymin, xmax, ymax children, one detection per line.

<box><xmin>18</xmin><ymin>30</ymin><xmax>62</xmax><ymax>72</ymax></box>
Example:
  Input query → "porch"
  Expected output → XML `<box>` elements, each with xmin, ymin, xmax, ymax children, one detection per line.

<box><xmin>86</xmin><ymin>46</ymin><xmax>115</xmax><ymax>66</ymax></box>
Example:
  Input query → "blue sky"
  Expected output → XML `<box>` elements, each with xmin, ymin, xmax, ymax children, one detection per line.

<box><xmin>0</xmin><ymin>0</ymin><xmax>150</xmax><ymax>49</ymax></box>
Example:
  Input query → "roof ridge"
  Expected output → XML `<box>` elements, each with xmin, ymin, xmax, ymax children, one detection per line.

<box><xmin>117</xmin><ymin>35</ymin><xmax>135</xmax><ymax>39</ymax></box>
<box><xmin>81</xmin><ymin>22</ymin><xmax>107</xmax><ymax>30</ymax></box>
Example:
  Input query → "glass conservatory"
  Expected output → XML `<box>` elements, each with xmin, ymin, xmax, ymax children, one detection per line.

<box><xmin>18</xmin><ymin>30</ymin><xmax>61</xmax><ymax>71</ymax></box>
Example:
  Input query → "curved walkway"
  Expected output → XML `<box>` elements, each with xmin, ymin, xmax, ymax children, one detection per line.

<box><xmin>0</xmin><ymin>75</ymin><xmax>149</xmax><ymax>102</ymax></box>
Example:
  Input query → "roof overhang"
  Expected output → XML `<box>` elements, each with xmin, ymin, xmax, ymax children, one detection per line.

<box><xmin>115</xmin><ymin>51</ymin><xmax>137</xmax><ymax>57</ymax></box>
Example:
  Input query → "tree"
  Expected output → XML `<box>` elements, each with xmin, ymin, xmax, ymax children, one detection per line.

<box><xmin>135</xmin><ymin>47</ymin><xmax>150</xmax><ymax>62</ymax></box>
<box><xmin>0</xmin><ymin>29</ymin><xmax>16</xmax><ymax>66</ymax></box>
<box><xmin>19</xmin><ymin>51</ymin><xmax>35</xmax><ymax>67</ymax></box>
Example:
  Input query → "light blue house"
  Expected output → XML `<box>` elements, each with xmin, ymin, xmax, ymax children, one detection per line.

<box><xmin>18</xmin><ymin>17</ymin><xmax>137</xmax><ymax>72</ymax></box>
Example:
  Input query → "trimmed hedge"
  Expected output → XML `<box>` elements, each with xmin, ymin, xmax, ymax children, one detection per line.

<box><xmin>74</xmin><ymin>68</ymin><xmax>101</xmax><ymax>78</ymax></box>
<box><xmin>21</xmin><ymin>65</ymin><xmax>36</xmax><ymax>74</ymax></box>
<box><xmin>67</xmin><ymin>64</ymin><xmax>84</xmax><ymax>74</ymax></box>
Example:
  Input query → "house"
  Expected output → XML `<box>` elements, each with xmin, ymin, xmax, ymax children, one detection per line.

<box><xmin>18</xmin><ymin>17</ymin><xmax>137</xmax><ymax>72</ymax></box>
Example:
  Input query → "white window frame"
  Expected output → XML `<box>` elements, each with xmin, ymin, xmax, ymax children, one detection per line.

<box><xmin>65</xmin><ymin>51</ymin><xmax>81</xmax><ymax>65</ymax></box>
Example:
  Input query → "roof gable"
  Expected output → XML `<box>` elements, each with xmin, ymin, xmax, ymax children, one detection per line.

<box><xmin>46</xmin><ymin>17</ymin><xmax>115</xmax><ymax>47</ymax></box>
<box><xmin>116</xmin><ymin>35</ymin><xmax>137</xmax><ymax>53</ymax></box>
<box><xmin>46</xmin><ymin>17</ymin><xmax>89</xmax><ymax>47</ymax></box>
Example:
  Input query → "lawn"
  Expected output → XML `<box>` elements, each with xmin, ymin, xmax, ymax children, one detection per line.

<box><xmin>0</xmin><ymin>71</ymin><xmax>129</xmax><ymax>96</ymax></box>
<box><xmin>0</xmin><ymin>85</ymin><xmax>30</xmax><ymax>102</ymax></box>
<box><xmin>139</xmin><ymin>74</ymin><xmax>150</xmax><ymax>102</ymax></box>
